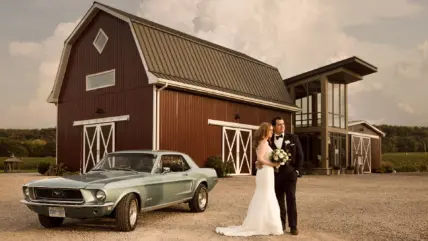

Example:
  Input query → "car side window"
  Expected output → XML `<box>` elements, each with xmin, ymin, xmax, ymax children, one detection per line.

<box><xmin>161</xmin><ymin>155</ymin><xmax>191</xmax><ymax>172</ymax></box>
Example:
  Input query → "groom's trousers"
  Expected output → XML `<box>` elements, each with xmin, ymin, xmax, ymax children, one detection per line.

<box><xmin>274</xmin><ymin>178</ymin><xmax>297</xmax><ymax>229</ymax></box>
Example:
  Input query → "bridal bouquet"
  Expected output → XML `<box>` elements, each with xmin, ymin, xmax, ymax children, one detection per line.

<box><xmin>270</xmin><ymin>148</ymin><xmax>292</xmax><ymax>172</ymax></box>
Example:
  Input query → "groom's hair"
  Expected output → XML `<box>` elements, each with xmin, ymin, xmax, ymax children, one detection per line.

<box><xmin>271</xmin><ymin>116</ymin><xmax>283</xmax><ymax>126</ymax></box>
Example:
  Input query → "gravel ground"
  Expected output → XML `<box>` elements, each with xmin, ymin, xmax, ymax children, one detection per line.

<box><xmin>0</xmin><ymin>173</ymin><xmax>427</xmax><ymax>241</ymax></box>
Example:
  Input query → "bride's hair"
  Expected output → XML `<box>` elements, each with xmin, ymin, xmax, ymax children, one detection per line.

<box><xmin>252</xmin><ymin>122</ymin><xmax>272</xmax><ymax>149</ymax></box>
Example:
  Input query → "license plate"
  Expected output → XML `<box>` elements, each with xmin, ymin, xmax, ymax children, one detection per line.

<box><xmin>48</xmin><ymin>207</ymin><xmax>65</xmax><ymax>218</ymax></box>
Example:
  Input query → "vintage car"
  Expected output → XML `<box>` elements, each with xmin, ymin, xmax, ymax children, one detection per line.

<box><xmin>21</xmin><ymin>150</ymin><xmax>218</xmax><ymax>231</ymax></box>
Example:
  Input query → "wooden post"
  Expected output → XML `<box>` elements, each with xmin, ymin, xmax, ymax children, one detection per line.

<box><xmin>320</xmin><ymin>76</ymin><xmax>329</xmax><ymax>171</ymax></box>
<box><xmin>345</xmin><ymin>84</ymin><xmax>349</xmax><ymax>169</ymax></box>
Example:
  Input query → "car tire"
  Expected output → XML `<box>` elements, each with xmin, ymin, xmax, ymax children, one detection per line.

<box><xmin>189</xmin><ymin>184</ymin><xmax>208</xmax><ymax>212</ymax></box>
<box><xmin>115</xmin><ymin>193</ymin><xmax>139</xmax><ymax>232</ymax></box>
<box><xmin>38</xmin><ymin>214</ymin><xmax>64</xmax><ymax>228</ymax></box>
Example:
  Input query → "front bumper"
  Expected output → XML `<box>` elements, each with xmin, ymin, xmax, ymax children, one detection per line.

<box><xmin>20</xmin><ymin>200</ymin><xmax>115</xmax><ymax>219</ymax></box>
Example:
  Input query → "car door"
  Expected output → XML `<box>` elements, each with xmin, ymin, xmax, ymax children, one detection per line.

<box><xmin>159</xmin><ymin>155</ymin><xmax>195</xmax><ymax>203</ymax></box>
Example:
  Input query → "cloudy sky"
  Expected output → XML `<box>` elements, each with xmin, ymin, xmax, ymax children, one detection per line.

<box><xmin>0</xmin><ymin>0</ymin><xmax>427</xmax><ymax>128</ymax></box>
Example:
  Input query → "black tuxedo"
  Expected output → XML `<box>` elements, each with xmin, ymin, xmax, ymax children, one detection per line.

<box><xmin>269</xmin><ymin>132</ymin><xmax>303</xmax><ymax>230</ymax></box>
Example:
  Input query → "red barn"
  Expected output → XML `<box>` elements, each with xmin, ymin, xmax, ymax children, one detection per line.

<box><xmin>47</xmin><ymin>2</ymin><xmax>299</xmax><ymax>174</ymax></box>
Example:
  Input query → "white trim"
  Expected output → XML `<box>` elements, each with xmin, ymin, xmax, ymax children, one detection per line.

<box><xmin>159</xmin><ymin>78</ymin><xmax>300</xmax><ymax>112</ymax></box>
<box><xmin>152</xmin><ymin>85</ymin><xmax>157</xmax><ymax>150</ymax></box>
<box><xmin>73</xmin><ymin>115</ymin><xmax>130</xmax><ymax>126</ymax></box>
<box><xmin>92</xmin><ymin>28</ymin><xmax>109</xmax><ymax>54</ymax></box>
<box><xmin>155</xmin><ymin>84</ymin><xmax>168</xmax><ymax>150</ymax></box>
<box><xmin>47</xmin><ymin>3</ymin><xmax>133</xmax><ymax>104</ymax></box>
<box><xmin>208</xmin><ymin>119</ymin><xmax>259</xmax><ymax>130</ymax></box>
<box><xmin>348</xmin><ymin>121</ymin><xmax>385</xmax><ymax>137</ymax></box>
<box><xmin>85</xmin><ymin>69</ymin><xmax>116</xmax><ymax>91</ymax></box>
<box><xmin>222</xmin><ymin>127</ymin><xmax>253</xmax><ymax>175</ymax></box>
<box><xmin>348</xmin><ymin>131</ymin><xmax>379</xmax><ymax>139</ymax></box>
<box><xmin>55</xmin><ymin>104</ymin><xmax>58</xmax><ymax>165</ymax></box>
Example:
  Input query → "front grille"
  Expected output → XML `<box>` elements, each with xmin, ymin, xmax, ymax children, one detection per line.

<box><xmin>33</xmin><ymin>188</ymin><xmax>84</xmax><ymax>202</ymax></box>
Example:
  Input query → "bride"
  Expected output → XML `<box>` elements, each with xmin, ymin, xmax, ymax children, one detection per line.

<box><xmin>215</xmin><ymin>122</ymin><xmax>283</xmax><ymax>236</ymax></box>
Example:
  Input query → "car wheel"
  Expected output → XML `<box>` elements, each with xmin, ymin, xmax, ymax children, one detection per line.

<box><xmin>115</xmin><ymin>193</ymin><xmax>139</xmax><ymax>232</ymax></box>
<box><xmin>189</xmin><ymin>184</ymin><xmax>208</xmax><ymax>212</ymax></box>
<box><xmin>38</xmin><ymin>214</ymin><xmax>64</xmax><ymax>228</ymax></box>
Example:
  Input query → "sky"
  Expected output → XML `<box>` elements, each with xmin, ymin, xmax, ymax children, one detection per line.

<box><xmin>0</xmin><ymin>0</ymin><xmax>427</xmax><ymax>128</ymax></box>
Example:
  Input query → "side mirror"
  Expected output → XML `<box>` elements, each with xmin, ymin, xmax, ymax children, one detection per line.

<box><xmin>162</xmin><ymin>167</ymin><xmax>171</xmax><ymax>174</ymax></box>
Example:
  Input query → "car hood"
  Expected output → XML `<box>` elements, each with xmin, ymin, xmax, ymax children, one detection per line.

<box><xmin>26</xmin><ymin>171</ymin><xmax>151</xmax><ymax>189</ymax></box>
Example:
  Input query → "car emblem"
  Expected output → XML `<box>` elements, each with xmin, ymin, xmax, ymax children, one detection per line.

<box><xmin>52</xmin><ymin>190</ymin><xmax>63</xmax><ymax>197</ymax></box>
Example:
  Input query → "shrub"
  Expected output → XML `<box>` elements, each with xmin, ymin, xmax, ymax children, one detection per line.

<box><xmin>395</xmin><ymin>165</ymin><xmax>418</xmax><ymax>172</ymax></box>
<box><xmin>44</xmin><ymin>163</ymin><xmax>68</xmax><ymax>176</ymax></box>
<box><xmin>37</xmin><ymin>162</ymin><xmax>51</xmax><ymax>175</ymax></box>
<box><xmin>419</xmin><ymin>164</ymin><xmax>428</xmax><ymax>172</ymax></box>
<box><xmin>381</xmin><ymin>161</ymin><xmax>394</xmax><ymax>173</ymax></box>
<box><xmin>205</xmin><ymin>156</ymin><xmax>234</xmax><ymax>178</ymax></box>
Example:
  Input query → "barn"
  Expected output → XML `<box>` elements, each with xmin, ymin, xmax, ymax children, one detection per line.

<box><xmin>348</xmin><ymin>120</ymin><xmax>386</xmax><ymax>172</ymax></box>
<box><xmin>46</xmin><ymin>2</ymin><xmax>300</xmax><ymax>174</ymax></box>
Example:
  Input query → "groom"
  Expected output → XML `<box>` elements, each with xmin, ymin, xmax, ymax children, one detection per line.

<box><xmin>256</xmin><ymin>117</ymin><xmax>303</xmax><ymax>235</ymax></box>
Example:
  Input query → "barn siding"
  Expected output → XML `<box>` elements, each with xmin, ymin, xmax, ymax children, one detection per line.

<box><xmin>159</xmin><ymin>89</ymin><xmax>292</xmax><ymax>167</ymax></box>
<box><xmin>371</xmin><ymin>138</ymin><xmax>381</xmax><ymax>169</ymax></box>
<box><xmin>57</xmin><ymin>12</ymin><xmax>153</xmax><ymax>171</ymax></box>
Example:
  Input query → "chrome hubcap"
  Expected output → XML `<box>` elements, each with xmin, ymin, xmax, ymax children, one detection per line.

<box><xmin>198</xmin><ymin>189</ymin><xmax>207</xmax><ymax>209</ymax></box>
<box><xmin>129</xmin><ymin>200</ymin><xmax>137</xmax><ymax>226</ymax></box>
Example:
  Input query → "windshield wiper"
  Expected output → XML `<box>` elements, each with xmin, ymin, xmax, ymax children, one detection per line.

<box><xmin>107</xmin><ymin>167</ymin><xmax>135</xmax><ymax>171</ymax></box>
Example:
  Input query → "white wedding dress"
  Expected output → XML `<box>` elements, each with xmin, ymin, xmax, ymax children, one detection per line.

<box><xmin>215</xmin><ymin>140</ymin><xmax>283</xmax><ymax>236</ymax></box>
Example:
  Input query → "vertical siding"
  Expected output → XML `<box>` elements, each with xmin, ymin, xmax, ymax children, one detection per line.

<box><xmin>371</xmin><ymin>138</ymin><xmax>381</xmax><ymax>169</ymax></box>
<box><xmin>159</xmin><ymin>89</ymin><xmax>292</xmax><ymax>167</ymax></box>
<box><xmin>57</xmin><ymin>12</ymin><xmax>153</xmax><ymax>171</ymax></box>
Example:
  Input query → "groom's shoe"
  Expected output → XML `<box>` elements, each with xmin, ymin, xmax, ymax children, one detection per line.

<box><xmin>290</xmin><ymin>227</ymin><xmax>299</xmax><ymax>235</ymax></box>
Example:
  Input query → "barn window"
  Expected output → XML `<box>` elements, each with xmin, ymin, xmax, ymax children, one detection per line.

<box><xmin>86</xmin><ymin>69</ymin><xmax>115</xmax><ymax>91</ymax></box>
<box><xmin>93</xmin><ymin>29</ymin><xmax>108</xmax><ymax>54</ymax></box>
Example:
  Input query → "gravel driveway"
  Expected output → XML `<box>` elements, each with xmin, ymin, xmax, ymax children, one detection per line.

<box><xmin>1</xmin><ymin>173</ymin><xmax>427</xmax><ymax>241</ymax></box>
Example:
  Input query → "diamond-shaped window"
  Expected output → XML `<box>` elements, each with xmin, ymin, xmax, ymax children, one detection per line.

<box><xmin>93</xmin><ymin>29</ymin><xmax>108</xmax><ymax>54</ymax></box>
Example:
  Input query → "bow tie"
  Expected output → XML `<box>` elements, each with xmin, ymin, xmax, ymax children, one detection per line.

<box><xmin>275</xmin><ymin>134</ymin><xmax>283</xmax><ymax>140</ymax></box>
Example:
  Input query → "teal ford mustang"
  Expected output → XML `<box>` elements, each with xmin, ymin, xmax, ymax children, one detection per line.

<box><xmin>21</xmin><ymin>150</ymin><xmax>218</xmax><ymax>231</ymax></box>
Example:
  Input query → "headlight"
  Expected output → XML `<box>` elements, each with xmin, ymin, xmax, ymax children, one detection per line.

<box><xmin>95</xmin><ymin>190</ymin><xmax>106</xmax><ymax>201</ymax></box>
<box><xmin>23</xmin><ymin>187</ymin><xmax>30</xmax><ymax>198</ymax></box>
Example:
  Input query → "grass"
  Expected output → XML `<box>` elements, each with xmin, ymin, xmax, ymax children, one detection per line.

<box><xmin>382</xmin><ymin>152</ymin><xmax>428</xmax><ymax>172</ymax></box>
<box><xmin>0</xmin><ymin>157</ymin><xmax>56</xmax><ymax>173</ymax></box>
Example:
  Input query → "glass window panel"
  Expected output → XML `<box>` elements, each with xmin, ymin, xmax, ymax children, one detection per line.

<box><xmin>86</xmin><ymin>70</ymin><xmax>115</xmax><ymax>90</ymax></box>
<box><xmin>340</xmin><ymin>84</ymin><xmax>345</xmax><ymax>116</ymax></box>
<box><xmin>328</xmin><ymin>113</ymin><xmax>333</xmax><ymax>127</ymax></box>
<box><xmin>317</xmin><ymin>93</ymin><xmax>322</xmax><ymax>113</ymax></box>
<box><xmin>302</xmin><ymin>120</ymin><xmax>308</xmax><ymax>127</ymax></box>
<box><xmin>334</xmin><ymin>114</ymin><xmax>340</xmax><ymax>128</ymax></box>
<box><xmin>328</xmin><ymin>82</ymin><xmax>333</xmax><ymax>113</ymax></box>
<box><xmin>296</xmin><ymin>113</ymin><xmax>301</xmax><ymax>121</ymax></box>
<box><xmin>334</xmin><ymin>84</ymin><xmax>340</xmax><ymax>115</ymax></box>
<box><xmin>340</xmin><ymin>115</ymin><xmax>345</xmax><ymax>128</ymax></box>
<box><xmin>302</xmin><ymin>97</ymin><xmax>308</xmax><ymax>114</ymax></box>
<box><xmin>295</xmin><ymin>98</ymin><xmax>301</xmax><ymax>108</ymax></box>
<box><xmin>308</xmin><ymin>95</ymin><xmax>312</xmax><ymax>114</ymax></box>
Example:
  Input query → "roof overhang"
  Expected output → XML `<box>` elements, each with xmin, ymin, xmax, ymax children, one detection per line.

<box><xmin>348</xmin><ymin>120</ymin><xmax>386</xmax><ymax>137</ymax></box>
<box><xmin>285</xmin><ymin>56</ymin><xmax>378</xmax><ymax>87</ymax></box>
<box><xmin>155</xmin><ymin>78</ymin><xmax>301</xmax><ymax>112</ymax></box>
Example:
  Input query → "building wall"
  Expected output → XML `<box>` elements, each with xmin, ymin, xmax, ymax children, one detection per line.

<box><xmin>371</xmin><ymin>138</ymin><xmax>381</xmax><ymax>169</ymax></box>
<box><xmin>349</xmin><ymin>124</ymin><xmax>379</xmax><ymax>136</ymax></box>
<box><xmin>57</xmin><ymin>12</ymin><xmax>153</xmax><ymax>171</ymax></box>
<box><xmin>159</xmin><ymin>89</ymin><xmax>292</xmax><ymax>167</ymax></box>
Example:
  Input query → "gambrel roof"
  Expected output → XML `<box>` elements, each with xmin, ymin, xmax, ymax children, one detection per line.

<box><xmin>47</xmin><ymin>1</ymin><xmax>299</xmax><ymax>112</ymax></box>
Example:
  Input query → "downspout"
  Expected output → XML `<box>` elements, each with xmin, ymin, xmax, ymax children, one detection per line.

<box><xmin>155</xmin><ymin>82</ymin><xmax>168</xmax><ymax>150</ymax></box>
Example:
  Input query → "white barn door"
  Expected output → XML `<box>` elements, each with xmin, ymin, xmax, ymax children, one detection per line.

<box><xmin>82</xmin><ymin>123</ymin><xmax>115</xmax><ymax>173</ymax></box>
<box><xmin>222</xmin><ymin>127</ymin><xmax>252</xmax><ymax>175</ymax></box>
<box><xmin>351</xmin><ymin>135</ymin><xmax>371</xmax><ymax>173</ymax></box>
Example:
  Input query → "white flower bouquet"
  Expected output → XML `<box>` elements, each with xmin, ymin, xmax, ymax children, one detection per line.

<box><xmin>270</xmin><ymin>148</ymin><xmax>292</xmax><ymax>172</ymax></box>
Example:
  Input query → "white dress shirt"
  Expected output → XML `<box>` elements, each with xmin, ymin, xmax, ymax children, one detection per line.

<box><xmin>274</xmin><ymin>132</ymin><xmax>285</xmax><ymax>149</ymax></box>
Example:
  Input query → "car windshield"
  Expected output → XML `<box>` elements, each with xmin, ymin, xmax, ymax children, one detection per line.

<box><xmin>90</xmin><ymin>153</ymin><xmax>157</xmax><ymax>173</ymax></box>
